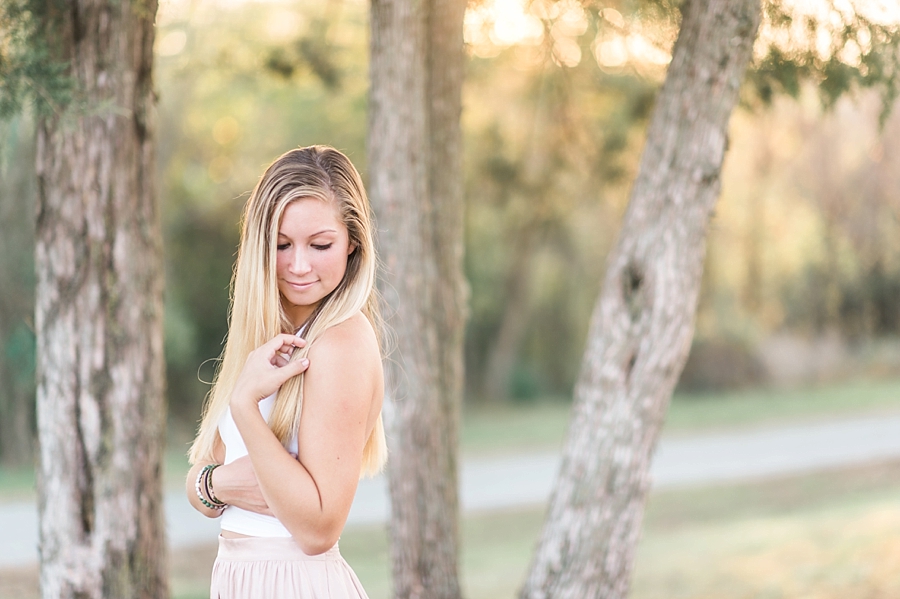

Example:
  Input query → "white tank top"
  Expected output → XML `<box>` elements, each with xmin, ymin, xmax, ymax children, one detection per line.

<box><xmin>217</xmin><ymin>394</ymin><xmax>299</xmax><ymax>537</ymax></box>
<box><xmin>218</xmin><ymin>329</ymin><xmax>304</xmax><ymax>538</ymax></box>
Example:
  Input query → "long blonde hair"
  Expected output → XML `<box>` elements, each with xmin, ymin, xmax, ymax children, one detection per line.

<box><xmin>188</xmin><ymin>146</ymin><xmax>387</xmax><ymax>477</ymax></box>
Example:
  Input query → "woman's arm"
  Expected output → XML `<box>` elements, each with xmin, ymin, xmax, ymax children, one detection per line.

<box><xmin>186</xmin><ymin>335</ymin><xmax>311</xmax><ymax>518</ymax></box>
<box><xmin>230</xmin><ymin>313</ymin><xmax>382</xmax><ymax>554</ymax></box>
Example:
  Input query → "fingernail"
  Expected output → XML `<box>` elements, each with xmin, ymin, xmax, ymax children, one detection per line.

<box><xmin>301</xmin><ymin>358</ymin><xmax>309</xmax><ymax>366</ymax></box>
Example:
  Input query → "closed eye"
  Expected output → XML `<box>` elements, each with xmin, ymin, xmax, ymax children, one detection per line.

<box><xmin>312</xmin><ymin>243</ymin><xmax>333</xmax><ymax>251</ymax></box>
<box><xmin>277</xmin><ymin>243</ymin><xmax>290</xmax><ymax>251</ymax></box>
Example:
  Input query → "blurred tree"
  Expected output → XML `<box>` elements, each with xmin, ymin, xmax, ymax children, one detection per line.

<box><xmin>0</xmin><ymin>114</ymin><xmax>36</xmax><ymax>467</ymax></box>
<box><xmin>521</xmin><ymin>1</ymin><xmax>761</xmax><ymax>595</ymax></box>
<box><xmin>521</xmin><ymin>0</ymin><xmax>900</xmax><ymax>595</ymax></box>
<box><xmin>464</xmin><ymin>45</ymin><xmax>657</xmax><ymax>402</ymax></box>
<box><xmin>757</xmin><ymin>92</ymin><xmax>900</xmax><ymax>343</ymax></box>
<box><xmin>23</xmin><ymin>0</ymin><xmax>168</xmax><ymax>596</ymax></box>
<box><xmin>368</xmin><ymin>0</ymin><xmax>467</xmax><ymax>596</ymax></box>
<box><xmin>474</xmin><ymin>66</ymin><xmax>601</xmax><ymax>403</ymax></box>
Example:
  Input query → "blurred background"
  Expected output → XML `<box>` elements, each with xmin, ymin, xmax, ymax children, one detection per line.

<box><xmin>2</xmin><ymin>0</ymin><xmax>900</xmax><ymax>597</ymax></box>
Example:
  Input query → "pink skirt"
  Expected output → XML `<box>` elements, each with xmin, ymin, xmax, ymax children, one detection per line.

<box><xmin>210</xmin><ymin>535</ymin><xmax>370</xmax><ymax>599</ymax></box>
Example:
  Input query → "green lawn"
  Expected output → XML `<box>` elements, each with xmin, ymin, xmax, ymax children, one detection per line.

<box><xmin>461</xmin><ymin>376</ymin><xmax>900</xmax><ymax>456</ymax></box>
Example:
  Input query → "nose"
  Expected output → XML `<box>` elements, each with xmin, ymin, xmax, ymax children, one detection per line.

<box><xmin>289</xmin><ymin>248</ymin><xmax>312</xmax><ymax>275</ymax></box>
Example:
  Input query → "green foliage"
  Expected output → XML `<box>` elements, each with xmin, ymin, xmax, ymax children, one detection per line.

<box><xmin>0</xmin><ymin>113</ymin><xmax>36</xmax><ymax>465</ymax></box>
<box><xmin>748</xmin><ymin>0</ymin><xmax>900</xmax><ymax>122</ymax></box>
<box><xmin>3</xmin><ymin>323</ymin><xmax>35</xmax><ymax>390</ymax></box>
<box><xmin>463</xmin><ymin>1</ymin><xmax>664</xmax><ymax>400</ymax></box>
<box><xmin>260</xmin><ymin>8</ymin><xmax>344</xmax><ymax>89</ymax></box>
<box><xmin>781</xmin><ymin>260</ymin><xmax>900</xmax><ymax>339</ymax></box>
<box><xmin>263</xmin><ymin>35</ymin><xmax>342</xmax><ymax>89</ymax></box>
<box><xmin>0</xmin><ymin>0</ymin><xmax>73</xmax><ymax>119</ymax></box>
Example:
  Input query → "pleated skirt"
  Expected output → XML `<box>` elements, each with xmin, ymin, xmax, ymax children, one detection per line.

<box><xmin>210</xmin><ymin>535</ymin><xmax>370</xmax><ymax>599</ymax></box>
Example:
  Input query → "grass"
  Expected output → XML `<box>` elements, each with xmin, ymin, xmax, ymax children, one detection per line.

<box><xmin>4</xmin><ymin>377</ymin><xmax>900</xmax><ymax>598</ymax></box>
<box><xmin>0</xmin><ymin>466</ymin><xmax>37</xmax><ymax>503</ymax></box>
<box><xmin>4</xmin><ymin>453</ymin><xmax>900</xmax><ymax>599</ymax></box>
<box><xmin>7</xmin><ymin>461</ymin><xmax>900</xmax><ymax>599</ymax></box>
<box><xmin>461</xmin><ymin>376</ymin><xmax>900</xmax><ymax>456</ymax></box>
<box><xmin>664</xmin><ymin>377</ymin><xmax>900</xmax><ymax>434</ymax></box>
<box><xmin>341</xmin><ymin>460</ymin><xmax>900</xmax><ymax>599</ymax></box>
<box><xmin>0</xmin><ymin>444</ymin><xmax>195</xmax><ymax>505</ymax></box>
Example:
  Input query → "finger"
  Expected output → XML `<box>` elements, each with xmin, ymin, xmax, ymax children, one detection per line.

<box><xmin>286</xmin><ymin>356</ymin><xmax>310</xmax><ymax>376</ymax></box>
<box><xmin>265</xmin><ymin>334</ymin><xmax>302</xmax><ymax>353</ymax></box>
<box><xmin>269</xmin><ymin>356</ymin><xmax>309</xmax><ymax>387</ymax></box>
<box><xmin>281</xmin><ymin>334</ymin><xmax>306</xmax><ymax>348</ymax></box>
<box><xmin>255</xmin><ymin>337</ymin><xmax>302</xmax><ymax>365</ymax></box>
<box><xmin>278</xmin><ymin>341</ymin><xmax>300</xmax><ymax>356</ymax></box>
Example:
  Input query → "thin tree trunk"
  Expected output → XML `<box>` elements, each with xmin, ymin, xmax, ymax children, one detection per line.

<box><xmin>34</xmin><ymin>1</ymin><xmax>167</xmax><ymax>598</ymax></box>
<box><xmin>520</xmin><ymin>1</ymin><xmax>761</xmax><ymax>597</ymax></box>
<box><xmin>368</xmin><ymin>0</ymin><xmax>466</xmax><ymax>596</ymax></box>
<box><xmin>481</xmin><ymin>223</ymin><xmax>539</xmax><ymax>402</ymax></box>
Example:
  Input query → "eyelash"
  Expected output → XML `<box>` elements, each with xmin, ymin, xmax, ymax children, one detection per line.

<box><xmin>276</xmin><ymin>243</ymin><xmax>333</xmax><ymax>251</ymax></box>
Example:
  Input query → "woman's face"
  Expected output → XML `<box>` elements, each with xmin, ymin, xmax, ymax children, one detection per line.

<box><xmin>275</xmin><ymin>197</ymin><xmax>354</xmax><ymax>328</ymax></box>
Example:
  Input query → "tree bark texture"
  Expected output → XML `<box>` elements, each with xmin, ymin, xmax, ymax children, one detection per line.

<box><xmin>368</xmin><ymin>0</ymin><xmax>467</xmax><ymax>597</ymax></box>
<box><xmin>520</xmin><ymin>1</ymin><xmax>761</xmax><ymax>598</ymax></box>
<box><xmin>34</xmin><ymin>1</ymin><xmax>167</xmax><ymax>598</ymax></box>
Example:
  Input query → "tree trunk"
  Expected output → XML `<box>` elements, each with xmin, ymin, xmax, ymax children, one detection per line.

<box><xmin>34</xmin><ymin>1</ymin><xmax>167</xmax><ymax>598</ymax></box>
<box><xmin>481</xmin><ymin>223</ymin><xmax>539</xmax><ymax>402</ymax></box>
<box><xmin>368</xmin><ymin>0</ymin><xmax>467</xmax><ymax>597</ymax></box>
<box><xmin>520</xmin><ymin>1</ymin><xmax>761</xmax><ymax>597</ymax></box>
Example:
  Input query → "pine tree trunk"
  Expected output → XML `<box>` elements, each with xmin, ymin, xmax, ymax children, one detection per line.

<box><xmin>34</xmin><ymin>1</ymin><xmax>167</xmax><ymax>598</ymax></box>
<box><xmin>368</xmin><ymin>0</ymin><xmax>467</xmax><ymax>596</ymax></box>
<box><xmin>520</xmin><ymin>1</ymin><xmax>761</xmax><ymax>597</ymax></box>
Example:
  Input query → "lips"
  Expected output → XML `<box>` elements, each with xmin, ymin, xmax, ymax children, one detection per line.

<box><xmin>286</xmin><ymin>280</ymin><xmax>316</xmax><ymax>290</ymax></box>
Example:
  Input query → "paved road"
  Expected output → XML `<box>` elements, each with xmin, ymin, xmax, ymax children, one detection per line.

<box><xmin>3</xmin><ymin>412</ymin><xmax>900</xmax><ymax>568</ymax></box>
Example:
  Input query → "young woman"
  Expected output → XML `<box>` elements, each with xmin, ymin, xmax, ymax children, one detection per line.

<box><xmin>186</xmin><ymin>146</ymin><xmax>386</xmax><ymax>598</ymax></box>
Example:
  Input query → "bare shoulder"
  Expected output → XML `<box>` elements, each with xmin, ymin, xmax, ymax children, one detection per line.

<box><xmin>309</xmin><ymin>312</ymin><xmax>379</xmax><ymax>361</ymax></box>
<box><xmin>305</xmin><ymin>312</ymin><xmax>382</xmax><ymax>384</ymax></box>
<box><xmin>302</xmin><ymin>312</ymin><xmax>383</xmax><ymax>434</ymax></box>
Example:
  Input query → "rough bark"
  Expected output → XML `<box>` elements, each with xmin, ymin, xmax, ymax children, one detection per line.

<box><xmin>368</xmin><ymin>0</ymin><xmax>467</xmax><ymax>597</ymax></box>
<box><xmin>34</xmin><ymin>1</ymin><xmax>167</xmax><ymax>598</ymax></box>
<box><xmin>520</xmin><ymin>1</ymin><xmax>761</xmax><ymax>598</ymax></box>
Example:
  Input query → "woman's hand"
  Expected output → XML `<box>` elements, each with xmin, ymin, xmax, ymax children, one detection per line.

<box><xmin>211</xmin><ymin>456</ymin><xmax>274</xmax><ymax>516</ymax></box>
<box><xmin>231</xmin><ymin>333</ymin><xmax>310</xmax><ymax>410</ymax></box>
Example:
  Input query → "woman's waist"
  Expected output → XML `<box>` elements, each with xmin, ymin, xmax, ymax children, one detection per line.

<box><xmin>216</xmin><ymin>534</ymin><xmax>341</xmax><ymax>561</ymax></box>
<box><xmin>220</xmin><ymin>505</ymin><xmax>293</xmax><ymax>537</ymax></box>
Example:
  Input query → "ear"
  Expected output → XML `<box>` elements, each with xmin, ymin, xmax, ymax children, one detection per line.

<box><xmin>348</xmin><ymin>242</ymin><xmax>357</xmax><ymax>255</ymax></box>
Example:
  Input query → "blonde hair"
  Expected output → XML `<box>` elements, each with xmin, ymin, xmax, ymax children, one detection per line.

<box><xmin>188</xmin><ymin>146</ymin><xmax>387</xmax><ymax>477</ymax></box>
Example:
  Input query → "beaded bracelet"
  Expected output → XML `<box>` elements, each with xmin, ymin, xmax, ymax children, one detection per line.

<box><xmin>204</xmin><ymin>463</ymin><xmax>226</xmax><ymax>508</ymax></box>
<box><xmin>195</xmin><ymin>463</ymin><xmax>226</xmax><ymax>511</ymax></box>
